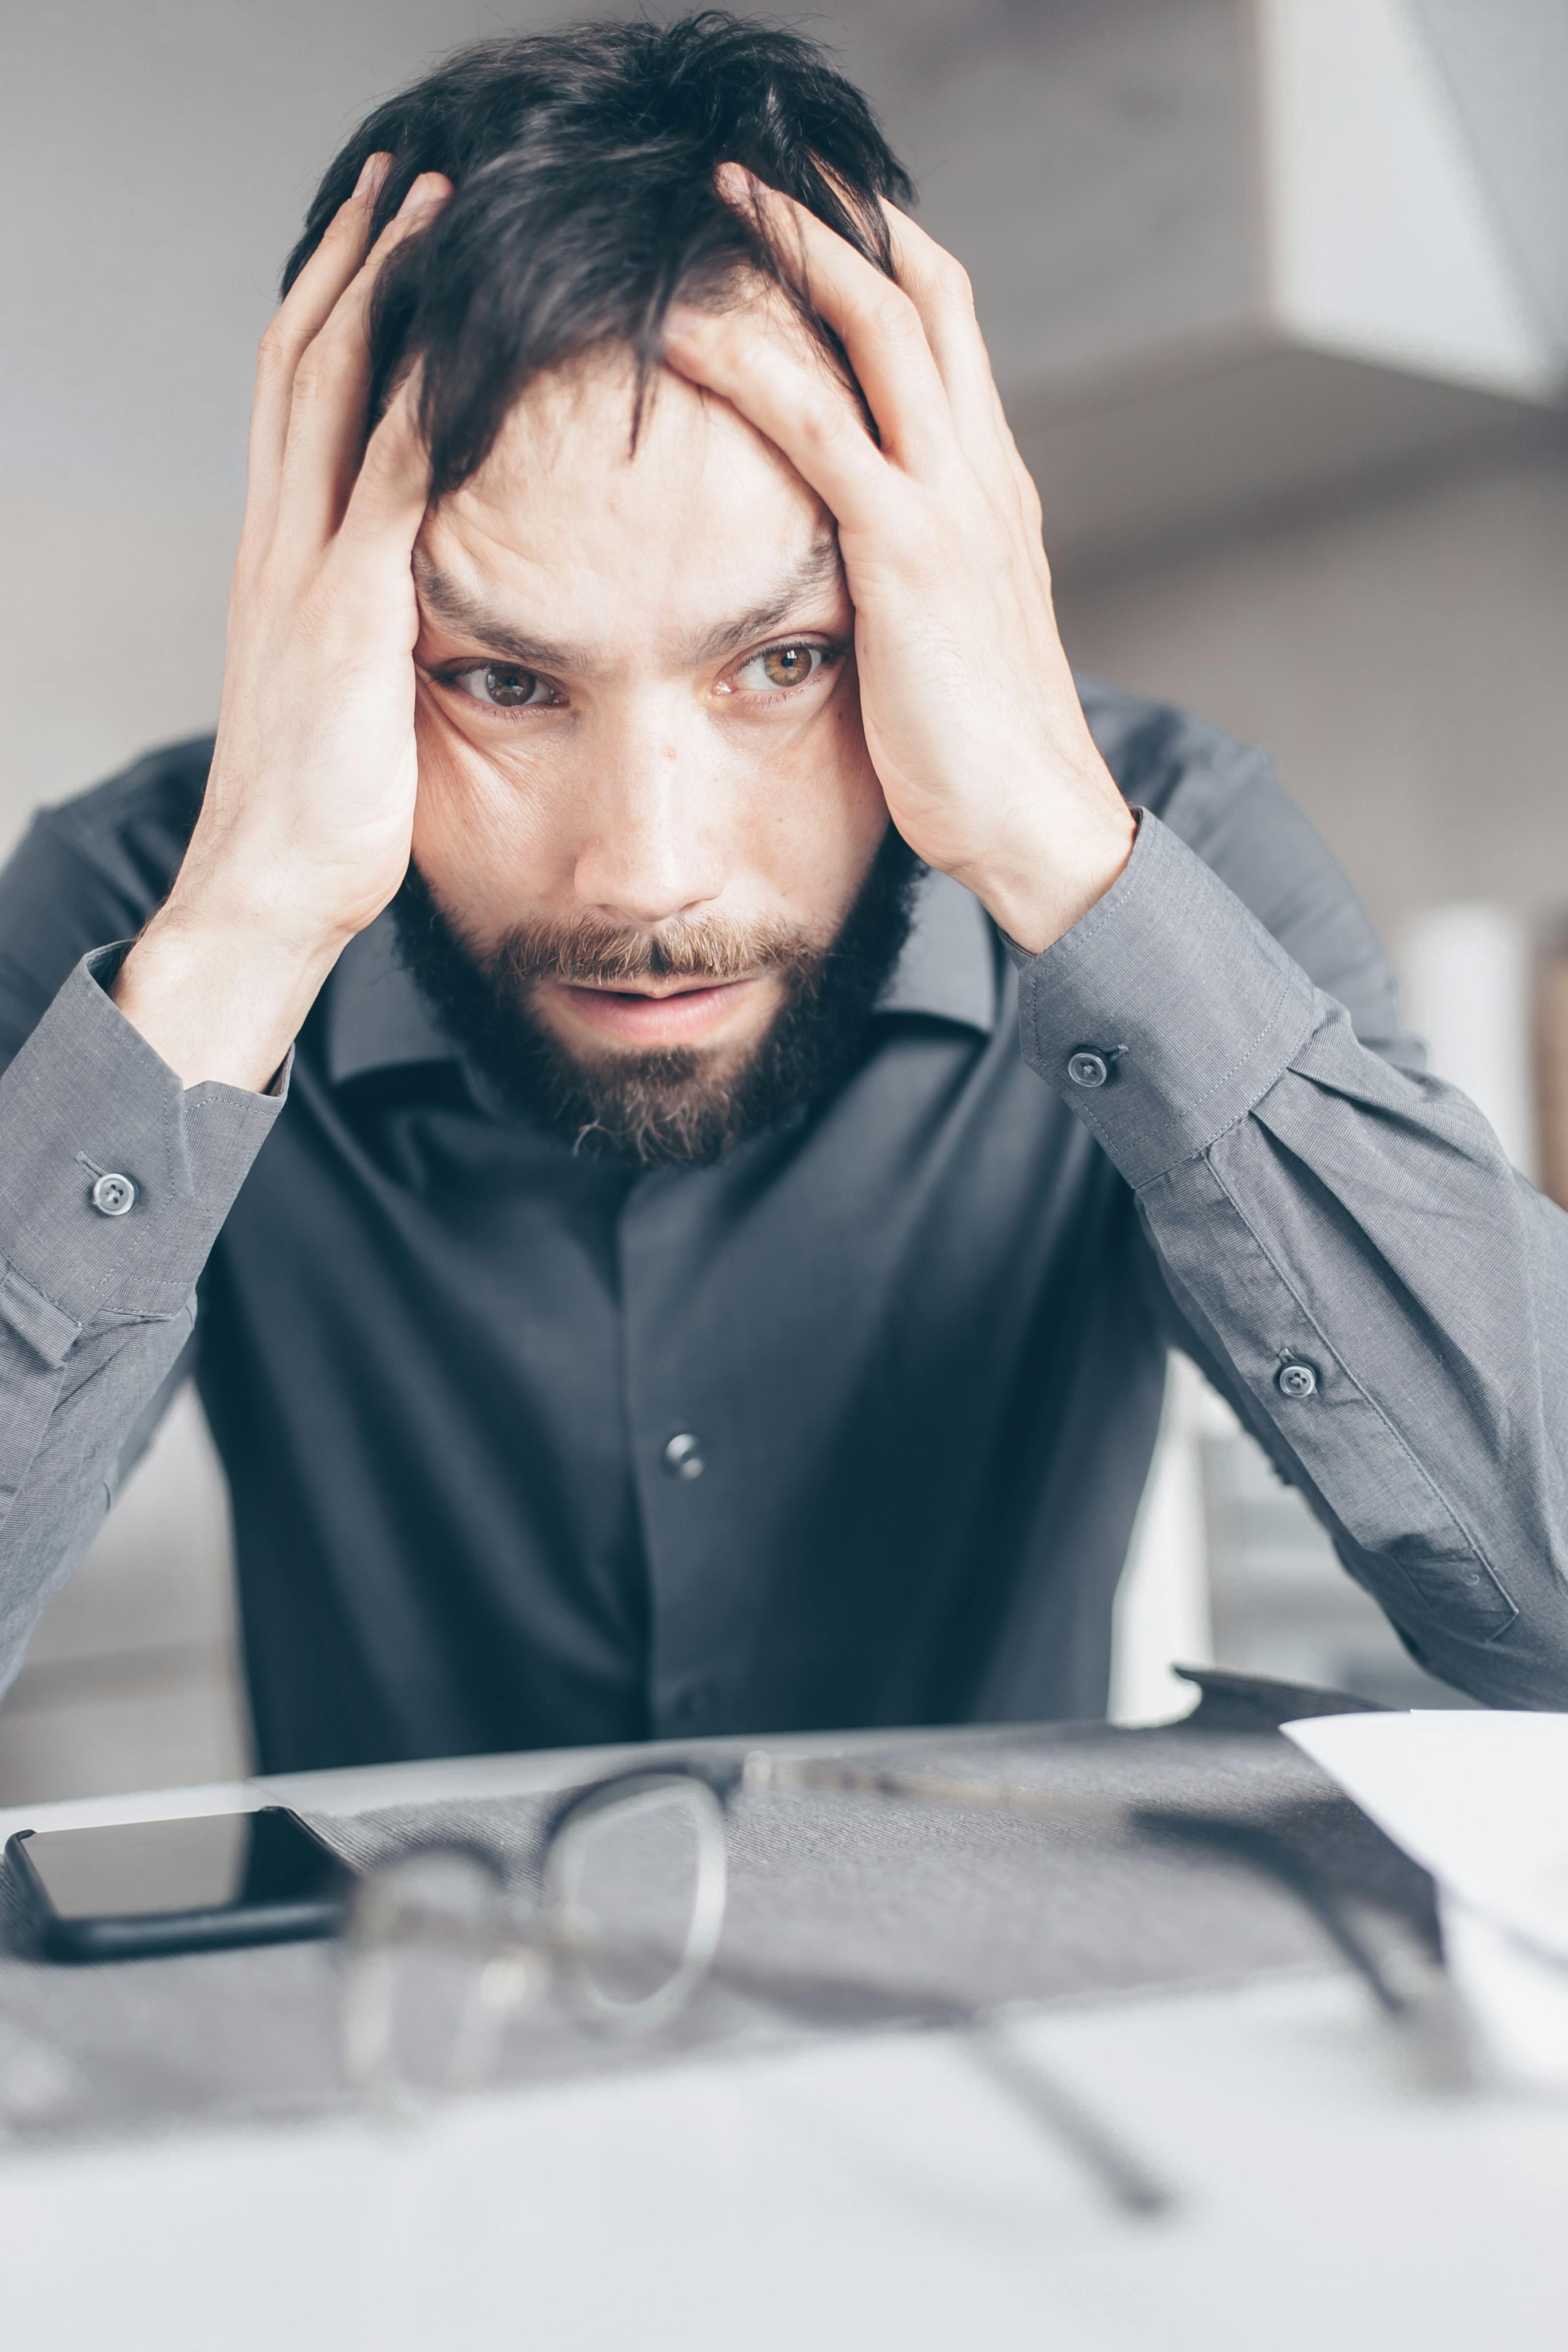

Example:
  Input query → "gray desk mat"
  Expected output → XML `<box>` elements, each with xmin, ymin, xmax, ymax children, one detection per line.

<box><xmin>0</xmin><ymin>1673</ymin><xmax>1434</xmax><ymax>2147</ymax></box>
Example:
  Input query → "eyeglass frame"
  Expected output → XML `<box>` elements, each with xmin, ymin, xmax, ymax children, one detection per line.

<box><xmin>340</xmin><ymin>1747</ymin><xmax>1194</xmax><ymax>2214</ymax></box>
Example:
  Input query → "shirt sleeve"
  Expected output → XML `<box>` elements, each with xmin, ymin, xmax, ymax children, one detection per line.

<box><xmin>0</xmin><ymin>947</ymin><xmax>284</xmax><ymax>1695</ymax></box>
<box><xmin>1014</xmin><ymin>807</ymin><xmax>1568</xmax><ymax>1707</ymax></box>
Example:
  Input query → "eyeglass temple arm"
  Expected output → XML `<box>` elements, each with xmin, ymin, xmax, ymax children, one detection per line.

<box><xmin>963</xmin><ymin>2014</ymin><xmax>1176</xmax><ymax>2218</ymax></box>
<box><xmin>711</xmin><ymin>1947</ymin><xmax>1177</xmax><ymax>2220</ymax></box>
<box><xmin>1132</xmin><ymin>1810</ymin><xmax>1414</xmax><ymax>2019</ymax></box>
<box><xmin>741</xmin><ymin>1751</ymin><xmax>1127</xmax><ymax>1824</ymax></box>
<box><xmin>746</xmin><ymin>1755</ymin><xmax>1425</xmax><ymax>2018</ymax></box>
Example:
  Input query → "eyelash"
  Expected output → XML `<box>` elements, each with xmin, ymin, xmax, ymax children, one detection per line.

<box><xmin>728</xmin><ymin>640</ymin><xmax>843</xmax><ymax>697</ymax></box>
<box><xmin>436</xmin><ymin>664</ymin><xmax>565</xmax><ymax>715</ymax></box>
<box><xmin>434</xmin><ymin>637</ymin><xmax>846</xmax><ymax>718</ymax></box>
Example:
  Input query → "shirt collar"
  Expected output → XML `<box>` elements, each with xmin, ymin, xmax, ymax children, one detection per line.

<box><xmin>875</xmin><ymin>864</ymin><xmax>1001</xmax><ymax>1032</ymax></box>
<box><xmin>324</xmin><ymin>911</ymin><xmax>455</xmax><ymax>1085</ymax></box>
<box><xmin>323</xmin><ymin>865</ymin><xmax>1000</xmax><ymax>1087</ymax></box>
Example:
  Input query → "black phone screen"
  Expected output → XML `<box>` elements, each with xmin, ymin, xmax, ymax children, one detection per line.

<box><xmin>7</xmin><ymin>1806</ymin><xmax>350</xmax><ymax>1959</ymax></box>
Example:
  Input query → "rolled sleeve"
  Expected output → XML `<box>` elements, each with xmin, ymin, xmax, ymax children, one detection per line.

<box><xmin>1015</xmin><ymin>812</ymin><xmax>1318</xmax><ymax>1189</ymax></box>
<box><xmin>0</xmin><ymin>946</ymin><xmax>285</xmax><ymax>1348</ymax></box>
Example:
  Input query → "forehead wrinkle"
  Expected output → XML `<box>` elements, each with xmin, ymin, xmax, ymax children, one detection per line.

<box><xmin>414</xmin><ymin>528</ymin><xmax>843</xmax><ymax>682</ymax></box>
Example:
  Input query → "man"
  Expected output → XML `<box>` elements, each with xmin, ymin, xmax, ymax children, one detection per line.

<box><xmin>1</xmin><ymin>17</ymin><xmax>1565</xmax><ymax>1775</ymax></box>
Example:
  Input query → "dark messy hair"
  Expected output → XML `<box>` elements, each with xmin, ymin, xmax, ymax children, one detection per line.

<box><xmin>282</xmin><ymin>11</ymin><xmax>915</xmax><ymax>498</ymax></box>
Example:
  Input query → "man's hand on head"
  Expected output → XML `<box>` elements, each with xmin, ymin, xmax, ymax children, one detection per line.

<box><xmin>113</xmin><ymin>156</ymin><xmax>450</xmax><ymax>1091</ymax></box>
<box><xmin>662</xmin><ymin>170</ymin><xmax>1135</xmax><ymax>958</ymax></box>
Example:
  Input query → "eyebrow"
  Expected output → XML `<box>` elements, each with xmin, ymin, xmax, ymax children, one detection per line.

<box><xmin>684</xmin><ymin>534</ymin><xmax>844</xmax><ymax>664</ymax></box>
<box><xmin>413</xmin><ymin>532</ymin><xmax>844</xmax><ymax>677</ymax></box>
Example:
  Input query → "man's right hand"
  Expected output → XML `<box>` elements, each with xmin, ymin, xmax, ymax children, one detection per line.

<box><xmin>113</xmin><ymin>155</ymin><xmax>450</xmax><ymax>1092</ymax></box>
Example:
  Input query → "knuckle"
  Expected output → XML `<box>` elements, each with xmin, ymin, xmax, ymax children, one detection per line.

<box><xmin>363</xmin><ymin>406</ymin><xmax>409</xmax><ymax>468</ymax></box>
<box><xmin>256</xmin><ymin>320</ymin><xmax>295</xmax><ymax>372</ymax></box>
<box><xmin>252</xmin><ymin>546</ymin><xmax>296</xmax><ymax>610</ymax></box>
<box><xmin>797</xmin><ymin>393</ymin><xmax>855</xmax><ymax>453</ymax></box>
<box><xmin>679</xmin><ymin>316</ymin><xmax>738</xmax><ymax>377</ymax></box>
<box><xmin>356</xmin><ymin>436</ymin><xmax>394</xmax><ymax>490</ymax></box>
<box><xmin>938</xmin><ymin>254</ymin><xmax>975</xmax><ymax>311</ymax></box>
<box><xmin>289</xmin><ymin>352</ymin><xmax>329</xmax><ymax>407</ymax></box>
<box><xmin>867</xmin><ymin>285</ymin><xmax>921</xmax><ymax>341</ymax></box>
<box><xmin>318</xmin><ymin>203</ymin><xmax>360</xmax><ymax>249</ymax></box>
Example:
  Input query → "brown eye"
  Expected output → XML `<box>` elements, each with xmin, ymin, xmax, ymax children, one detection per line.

<box><xmin>484</xmin><ymin>664</ymin><xmax>539</xmax><ymax>706</ymax></box>
<box><xmin>759</xmin><ymin>644</ymin><xmax>814</xmax><ymax>689</ymax></box>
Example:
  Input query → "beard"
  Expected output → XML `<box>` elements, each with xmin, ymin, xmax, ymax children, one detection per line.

<box><xmin>390</xmin><ymin>828</ymin><xmax>921</xmax><ymax>1166</ymax></box>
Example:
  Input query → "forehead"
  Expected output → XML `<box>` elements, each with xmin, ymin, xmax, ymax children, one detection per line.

<box><xmin>418</xmin><ymin>350</ymin><xmax>837</xmax><ymax>644</ymax></box>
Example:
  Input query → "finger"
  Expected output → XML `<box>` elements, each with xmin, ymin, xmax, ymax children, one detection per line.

<box><xmin>245</xmin><ymin>152</ymin><xmax>391</xmax><ymax>537</ymax></box>
<box><xmin>336</xmin><ymin>373</ymin><xmax>432</xmax><ymax>561</ymax></box>
<box><xmin>714</xmin><ymin>165</ymin><xmax>958</xmax><ymax>483</ymax></box>
<box><xmin>661</xmin><ymin>300</ymin><xmax>893</xmax><ymax>537</ymax></box>
<box><xmin>879</xmin><ymin>199</ymin><xmax>1045</xmax><ymax>541</ymax></box>
<box><xmin>877</xmin><ymin>204</ymin><xmax>996</xmax><ymax>450</ymax></box>
<box><xmin>276</xmin><ymin>173</ymin><xmax>450</xmax><ymax>550</ymax></box>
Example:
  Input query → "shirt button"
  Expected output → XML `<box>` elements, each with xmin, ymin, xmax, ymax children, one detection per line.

<box><xmin>663</xmin><ymin>1432</ymin><xmax>705</xmax><ymax>1480</ymax></box>
<box><xmin>89</xmin><ymin>1171</ymin><xmax>137</xmax><ymax>1217</ymax></box>
<box><xmin>1066</xmin><ymin>1050</ymin><xmax>1110</xmax><ymax>1090</ymax></box>
<box><xmin>1276</xmin><ymin>1362</ymin><xmax>1318</xmax><ymax>1399</ymax></box>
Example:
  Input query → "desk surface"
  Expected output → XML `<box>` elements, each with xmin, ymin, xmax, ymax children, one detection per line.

<box><xmin>1</xmin><ymin>1706</ymin><xmax>1563</xmax><ymax>2352</ymax></box>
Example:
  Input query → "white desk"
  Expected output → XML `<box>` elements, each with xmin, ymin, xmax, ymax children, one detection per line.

<box><xmin>0</xmin><ymin>1720</ymin><xmax>918</xmax><ymax>1848</ymax></box>
<box><xmin>2</xmin><ymin>1751</ymin><xmax>1565</xmax><ymax>2351</ymax></box>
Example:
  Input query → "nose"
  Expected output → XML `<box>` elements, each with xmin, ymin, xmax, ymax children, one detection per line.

<box><xmin>571</xmin><ymin>718</ymin><xmax>726</xmax><ymax>928</ymax></box>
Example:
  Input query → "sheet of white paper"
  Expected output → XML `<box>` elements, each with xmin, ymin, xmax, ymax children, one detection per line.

<box><xmin>1282</xmin><ymin>1711</ymin><xmax>1568</xmax><ymax>1954</ymax></box>
<box><xmin>1284</xmin><ymin>1710</ymin><xmax>1568</xmax><ymax>2086</ymax></box>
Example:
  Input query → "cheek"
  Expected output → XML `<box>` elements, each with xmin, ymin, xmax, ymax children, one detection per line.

<box><xmin>411</xmin><ymin>701</ymin><xmax>573</xmax><ymax>905</ymax></box>
<box><xmin>731</xmin><ymin>680</ymin><xmax>888</xmax><ymax>922</ymax></box>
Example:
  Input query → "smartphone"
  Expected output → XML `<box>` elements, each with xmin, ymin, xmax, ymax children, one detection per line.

<box><xmin>5</xmin><ymin>1806</ymin><xmax>354</xmax><ymax>1962</ymax></box>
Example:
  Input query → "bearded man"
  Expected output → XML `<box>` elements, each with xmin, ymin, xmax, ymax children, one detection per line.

<box><xmin>1</xmin><ymin>16</ymin><xmax>1564</xmax><ymax>1771</ymax></box>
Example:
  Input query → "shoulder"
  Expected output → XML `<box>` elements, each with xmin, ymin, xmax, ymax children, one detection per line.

<box><xmin>0</xmin><ymin>736</ymin><xmax>213</xmax><ymax>1056</ymax></box>
<box><xmin>1076</xmin><ymin>678</ymin><xmax>1418</xmax><ymax>1067</ymax></box>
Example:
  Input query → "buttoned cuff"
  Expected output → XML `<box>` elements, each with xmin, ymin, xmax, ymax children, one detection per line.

<box><xmin>0</xmin><ymin>946</ymin><xmax>287</xmax><ymax>1349</ymax></box>
<box><xmin>1015</xmin><ymin>812</ymin><xmax>1318</xmax><ymax>1189</ymax></box>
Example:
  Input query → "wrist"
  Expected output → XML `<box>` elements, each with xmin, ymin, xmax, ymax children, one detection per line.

<box><xmin>957</xmin><ymin>801</ymin><xmax>1136</xmax><ymax>959</ymax></box>
<box><xmin>115</xmin><ymin>898</ymin><xmax>344</xmax><ymax>1092</ymax></box>
<box><xmin>157</xmin><ymin>849</ymin><xmax>365</xmax><ymax>970</ymax></box>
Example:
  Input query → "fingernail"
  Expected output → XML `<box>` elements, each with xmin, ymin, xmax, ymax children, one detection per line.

<box><xmin>715</xmin><ymin>160</ymin><xmax>759</xmax><ymax>200</ymax></box>
<box><xmin>396</xmin><ymin>171</ymin><xmax>446</xmax><ymax>218</ymax></box>
<box><xmin>353</xmin><ymin>152</ymin><xmax>389</xmax><ymax>200</ymax></box>
<box><xmin>663</xmin><ymin>301</ymin><xmax>703</xmax><ymax>338</ymax></box>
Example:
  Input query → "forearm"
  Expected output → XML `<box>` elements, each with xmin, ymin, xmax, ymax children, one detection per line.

<box><xmin>1144</xmin><ymin>1154</ymin><xmax>1568</xmax><ymax>1706</ymax></box>
<box><xmin>0</xmin><ymin>1314</ymin><xmax>195</xmax><ymax>1700</ymax></box>
<box><xmin>0</xmin><ymin>951</ymin><xmax>283</xmax><ymax>1681</ymax></box>
<box><xmin>1016</xmin><ymin>812</ymin><xmax>1568</xmax><ymax>1705</ymax></box>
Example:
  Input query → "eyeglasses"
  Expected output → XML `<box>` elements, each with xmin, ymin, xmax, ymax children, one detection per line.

<box><xmin>342</xmin><ymin>1767</ymin><xmax>730</xmax><ymax>2089</ymax></box>
<box><xmin>340</xmin><ymin>1750</ymin><xmax>1181</xmax><ymax>2215</ymax></box>
<box><xmin>343</xmin><ymin>1736</ymin><xmax>1462</xmax><ymax>2209</ymax></box>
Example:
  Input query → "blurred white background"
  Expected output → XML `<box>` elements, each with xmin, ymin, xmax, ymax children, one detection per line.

<box><xmin>1</xmin><ymin>0</ymin><xmax>1564</xmax><ymax>1793</ymax></box>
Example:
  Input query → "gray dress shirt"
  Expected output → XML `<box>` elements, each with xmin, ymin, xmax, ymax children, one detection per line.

<box><xmin>2</xmin><ymin>683</ymin><xmax>1566</xmax><ymax>1771</ymax></box>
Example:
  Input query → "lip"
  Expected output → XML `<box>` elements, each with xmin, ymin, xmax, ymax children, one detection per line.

<box><xmin>547</xmin><ymin>976</ymin><xmax>763</xmax><ymax>1048</ymax></box>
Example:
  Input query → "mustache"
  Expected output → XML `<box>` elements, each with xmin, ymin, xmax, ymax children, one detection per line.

<box><xmin>496</xmin><ymin>912</ymin><xmax>822</xmax><ymax>990</ymax></box>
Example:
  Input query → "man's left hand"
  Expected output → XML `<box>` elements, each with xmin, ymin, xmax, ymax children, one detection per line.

<box><xmin>662</xmin><ymin>168</ymin><xmax>1135</xmax><ymax>957</ymax></box>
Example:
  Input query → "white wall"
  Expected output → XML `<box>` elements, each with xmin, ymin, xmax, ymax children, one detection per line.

<box><xmin>1056</xmin><ymin>444</ymin><xmax>1568</xmax><ymax>943</ymax></box>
